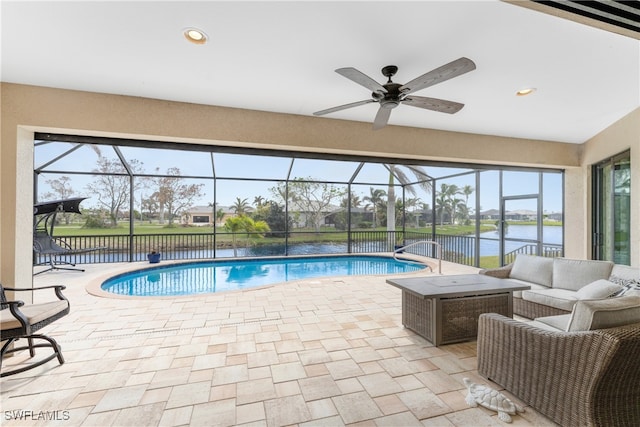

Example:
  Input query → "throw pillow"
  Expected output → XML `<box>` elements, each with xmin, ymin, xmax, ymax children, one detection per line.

<box><xmin>575</xmin><ymin>279</ymin><xmax>623</xmax><ymax>300</ymax></box>
<box><xmin>609</xmin><ymin>275</ymin><xmax>640</xmax><ymax>296</ymax></box>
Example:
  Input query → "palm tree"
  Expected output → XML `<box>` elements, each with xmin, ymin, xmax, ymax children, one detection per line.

<box><xmin>232</xmin><ymin>197</ymin><xmax>250</xmax><ymax>216</ymax></box>
<box><xmin>435</xmin><ymin>189</ymin><xmax>450</xmax><ymax>226</ymax></box>
<box><xmin>385</xmin><ymin>165</ymin><xmax>432</xmax><ymax>233</ymax></box>
<box><xmin>446</xmin><ymin>184</ymin><xmax>460</xmax><ymax>224</ymax></box>
<box><xmin>224</xmin><ymin>215</ymin><xmax>270</xmax><ymax>256</ymax></box>
<box><xmin>461</xmin><ymin>184</ymin><xmax>475</xmax><ymax>224</ymax></box>
<box><xmin>363</xmin><ymin>187</ymin><xmax>386</xmax><ymax>228</ymax></box>
<box><xmin>436</xmin><ymin>183</ymin><xmax>465</xmax><ymax>225</ymax></box>
<box><xmin>404</xmin><ymin>197</ymin><xmax>420</xmax><ymax>228</ymax></box>
<box><xmin>253</xmin><ymin>195</ymin><xmax>265</xmax><ymax>208</ymax></box>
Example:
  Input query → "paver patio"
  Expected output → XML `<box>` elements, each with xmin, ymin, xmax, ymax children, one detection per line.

<box><xmin>1</xmin><ymin>260</ymin><xmax>556</xmax><ymax>426</ymax></box>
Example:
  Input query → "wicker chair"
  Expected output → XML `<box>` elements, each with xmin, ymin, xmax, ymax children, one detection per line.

<box><xmin>477</xmin><ymin>313</ymin><xmax>640</xmax><ymax>427</ymax></box>
<box><xmin>0</xmin><ymin>283</ymin><xmax>70</xmax><ymax>377</ymax></box>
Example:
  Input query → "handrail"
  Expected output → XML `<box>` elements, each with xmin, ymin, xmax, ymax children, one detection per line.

<box><xmin>393</xmin><ymin>240</ymin><xmax>442</xmax><ymax>275</ymax></box>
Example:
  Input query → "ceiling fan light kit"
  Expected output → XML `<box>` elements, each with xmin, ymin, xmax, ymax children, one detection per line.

<box><xmin>314</xmin><ymin>57</ymin><xmax>476</xmax><ymax>130</ymax></box>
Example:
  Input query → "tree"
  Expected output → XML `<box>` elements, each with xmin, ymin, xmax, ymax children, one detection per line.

<box><xmin>435</xmin><ymin>189</ymin><xmax>450</xmax><ymax>226</ymax></box>
<box><xmin>435</xmin><ymin>183</ymin><xmax>465</xmax><ymax>225</ymax></box>
<box><xmin>404</xmin><ymin>197</ymin><xmax>421</xmax><ymax>228</ymax></box>
<box><xmin>334</xmin><ymin>191</ymin><xmax>362</xmax><ymax>230</ymax></box>
<box><xmin>232</xmin><ymin>197</ymin><xmax>250</xmax><ymax>216</ymax></box>
<box><xmin>461</xmin><ymin>184</ymin><xmax>475</xmax><ymax>224</ymax></box>
<box><xmin>271</xmin><ymin>178</ymin><xmax>345</xmax><ymax>232</ymax></box>
<box><xmin>86</xmin><ymin>157</ymin><xmax>144</xmax><ymax>227</ymax></box>
<box><xmin>43</xmin><ymin>176</ymin><xmax>75</xmax><ymax>224</ymax></box>
<box><xmin>224</xmin><ymin>215</ymin><xmax>270</xmax><ymax>257</ymax></box>
<box><xmin>253</xmin><ymin>195</ymin><xmax>266</xmax><ymax>208</ymax></box>
<box><xmin>385</xmin><ymin>165</ymin><xmax>432</xmax><ymax>233</ymax></box>
<box><xmin>363</xmin><ymin>187</ymin><xmax>386</xmax><ymax>228</ymax></box>
<box><xmin>153</xmin><ymin>167</ymin><xmax>204</xmax><ymax>226</ymax></box>
<box><xmin>252</xmin><ymin>201</ymin><xmax>291</xmax><ymax>237</ymax></box>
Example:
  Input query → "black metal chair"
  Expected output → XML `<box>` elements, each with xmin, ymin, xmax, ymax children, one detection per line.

<box><xmin>0</xmin><ymin>283</ymin><xmax>70</xmax><ymax>377</ymax></box>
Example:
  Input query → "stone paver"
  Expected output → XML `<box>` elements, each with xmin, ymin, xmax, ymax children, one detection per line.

<box><xmin>0</xmin><ymin>260</ymin><xmax>553</xmax><ymax>426</ymax></box>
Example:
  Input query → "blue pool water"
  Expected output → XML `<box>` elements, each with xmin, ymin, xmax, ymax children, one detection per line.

<box><xmin>101</xmin><ymin>255</ymin><xmax>426</xmax><ymax>297</ymax></box>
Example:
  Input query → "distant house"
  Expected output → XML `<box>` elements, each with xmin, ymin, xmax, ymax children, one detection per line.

<box><xmin>480</xmin><ymin>209</ymin><xmax>551</xmax><ymax>221</ymax></box>
<box><xmin>288</xmin><ymin>202</ymin><xmax>342</xmax><ymax>229</ymax></box>
<box><xmin>182</xmin><ymin>206</ymin><xmax>215</xmax><ymax>225</ymax></box>
<box><xmin>546</xmin><ymin>212</ymin><xmax>563</xmax><ymax>221</ymax></box>
<box><xmin>324</xmin><ymin>207</ymin><xmax>374</xmax><ymax>227</ymax></box>
<box><xmin>480</xmin><ymin>209</ymin><xmax>500</xmax><ymax>220</ymax></box>
<box><xmin>506</xmin><ymin>209</ymin><xmax>537</xmax><ymax>221</ymax></box>
<box><xmin>182</xmin><ymin>205</ymin><xmax>254</xmax><ymax>226</ymax></box>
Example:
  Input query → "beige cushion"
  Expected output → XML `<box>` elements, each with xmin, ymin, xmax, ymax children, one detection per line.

<box><xmin>575</xmin><ymin>279</ymin><xmax>623</xmax><ymax>300</ymax></box>
<box><xmin>534</xmin><ymin>314</ymin><xmax>572</xmax><ymax>331</ymax></box>
<box><xmin>0</xmin><ymin>301</ymin><xmax>69</xmax><ymax>330</ymax></box>
<box><xmin>522</xmin><ymin>288</ymin><xmax>577</xmax><ymax>311</ymax></box>
<box><xmin>552</xmin><ymin>258</ymin><xmax>614</xmax><ymax>291</ymax></box>
<box><xmin>510</xmin><ymin>254</ymin><xmax>553</xmax><ymax>287</ymax></box>
<box><xmin>527</xmin><ymin>319</ymin><xmax>566</xmax><ymax>332</ymax></box>
<box><xmin>511</xmin><ymin>280</ymin><xmax>549</xmax><ymax>298</ymax></box>
<box><xmin>566</xmin><ymin>296</ymin><xmax>640</xmax><ymax>332</ymax></box>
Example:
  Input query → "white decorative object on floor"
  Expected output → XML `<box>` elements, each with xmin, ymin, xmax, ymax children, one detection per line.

<box><xmin>463</xmin><ymin>377</ymin><xmax>525</xmax><ymax>423</ymax></box>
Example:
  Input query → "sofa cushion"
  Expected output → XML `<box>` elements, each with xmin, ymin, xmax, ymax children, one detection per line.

<box><xmin>552</xmin><ymin>258</ymin><xmax>614</xmax><ymax>291</ymax></box>
<box><xmin>510</xmin><ymin>254</ymin><xmax>553</xmax><ymax>287</ymax></box>
<box><xmin>575</xmin><ymin>279</ymin><xmax>623</xmax><ymax>300</ymax></box>
<box><xmin>522</xmin><ymin>289</ymin><xmax>577</xmax><ymax>312</ymax></box>
<box><xmin>534</xmin><ymin>314</ymin><xmax>572</xmax><ymax>331</ymax></box>
<box><xmin>510</xmin><ymin>280</ymin><xmax>548</xmax><ymax>298</ymax></box>
<box><xmin>566</xmin><ymin>296</ymin><xmax>640</xmax><ymax>332</ymax></box>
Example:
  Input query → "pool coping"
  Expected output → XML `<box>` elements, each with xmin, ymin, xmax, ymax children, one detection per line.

<box><xmin>86</xmin><ymin>253</ymin><xmax>436</xmax><ymax>300</ymax></box>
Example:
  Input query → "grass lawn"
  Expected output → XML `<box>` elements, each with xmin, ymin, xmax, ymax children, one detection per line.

<box><xmin>51</xmin><ymin>222</ymin><xmax>500</xmax><ymax>237</ymax></box>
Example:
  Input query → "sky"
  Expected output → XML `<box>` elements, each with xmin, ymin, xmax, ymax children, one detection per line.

<box><xmin>34</xmin><ymin>140</ymin><xmax>564</xmax><ymax>214</ymax></box>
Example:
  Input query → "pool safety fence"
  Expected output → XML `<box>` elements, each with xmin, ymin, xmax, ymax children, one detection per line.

<box><xmin>34</xmin><ymin>230</ymin><xmax>562</xmax><ymax>269</ymax></box>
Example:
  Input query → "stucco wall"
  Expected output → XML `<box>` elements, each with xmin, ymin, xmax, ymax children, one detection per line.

<box><xmin>3</xmin><ymin>82</ymin><xmax>632</xmax><ymax>288</ymax></box>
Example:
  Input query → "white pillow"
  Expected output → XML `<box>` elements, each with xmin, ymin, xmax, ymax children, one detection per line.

<box><xmin>575</xmin><ymin>279</ymin><xmax>623</xmax><ymax>300</ymax></box>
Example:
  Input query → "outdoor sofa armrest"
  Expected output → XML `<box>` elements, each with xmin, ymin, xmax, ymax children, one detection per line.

<box><xmin>477</xmin><ymin>313</ymin><xmax>640</xmax><ymax>427</ymax></box>
<box><xmin>478</xmin><ymin>263</ymin><xmax>513</xmax><ymax>279</ymax></box>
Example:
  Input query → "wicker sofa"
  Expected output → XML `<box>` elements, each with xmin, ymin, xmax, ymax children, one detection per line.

<box><xmin>477</xmin><ymin>311</ymin><xmax>640</xmax><ymax>426</ymax></box>
<box><xmin>480</xmin><ymin>254</ymin><xmax>640</xmax><ymax>319</ymax></box>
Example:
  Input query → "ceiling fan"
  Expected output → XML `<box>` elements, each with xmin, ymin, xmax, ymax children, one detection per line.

<box><xmin>313</xmin><ymin>57</ymin><xmax>476</xmax><ymax>130</ymax></box>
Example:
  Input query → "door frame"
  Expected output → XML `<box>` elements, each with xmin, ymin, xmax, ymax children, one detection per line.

<box><xmin>499</xmin><ymin>194</ymin><xmax>541</xmax><ymax>266</ymax></box>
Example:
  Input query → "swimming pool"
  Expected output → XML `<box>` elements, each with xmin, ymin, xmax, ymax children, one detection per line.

<box><xmin>100</xmin><ymin>255</ymin><xmax>426</xmax><ymax>297</ymax></box>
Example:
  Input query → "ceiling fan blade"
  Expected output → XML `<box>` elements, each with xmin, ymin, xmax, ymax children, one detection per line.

<box><xmin>336</xmin><ymin>67</ymin><xmax>387</xmax><ymax>94</ymax></box>
<box><xmin>399</xmin><ymin>57</ymin><xmax>476</xmax><ymax>95</ymax></box>
<box><xmin>402</xmin><ymin>96</ymin><xmax>465</xmax><ymax>114</ymax></box>
<box><xmin>313</xmin><ymin>99</ymin><xmax>376</xmax><ymax>116</ymax></box>
<box><xmin>372</xmin><ymin>106</ymin><xmax>392</xmax><ymax>130</ymax></box>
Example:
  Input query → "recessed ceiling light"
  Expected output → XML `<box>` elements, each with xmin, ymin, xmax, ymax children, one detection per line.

<box><xmin>516</xmin><ymin>88</ymin><xmax>536</xmax><ymax>96</ymax></box>
<box><xmin>183</xmin><ymin>28</ymin><xmax>208</xmax><ymax>45</ymax></box>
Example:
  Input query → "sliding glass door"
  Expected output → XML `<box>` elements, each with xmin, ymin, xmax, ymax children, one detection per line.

<box><xmin>593</xmin><ymin>151</ymin><xmax>631</xmax><ymax>265</ymax></box>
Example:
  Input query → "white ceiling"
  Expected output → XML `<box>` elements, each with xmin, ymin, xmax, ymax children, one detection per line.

<box><xmin>2</xmin><ymin>1</ymin><xmax>639</xmax><ymax>144</ymax></box>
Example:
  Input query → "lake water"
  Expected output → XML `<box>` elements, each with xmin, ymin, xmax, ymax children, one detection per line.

<box><xmin>51</xmin><ymin>224</ymin><xmax>562</xmax><ymax>264</ymax></box>
<box><xmin>473</xmin><ymin>225</ymin><xmax>562</xmax><ymax>257</ymax></box>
